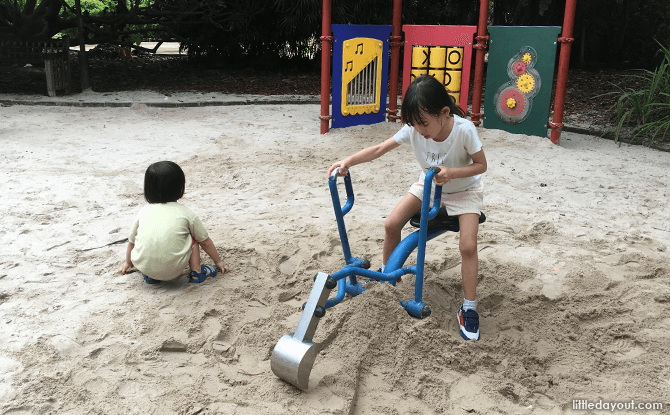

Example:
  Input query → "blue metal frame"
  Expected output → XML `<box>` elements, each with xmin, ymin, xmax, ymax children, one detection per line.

<box><xmin>326</xmin><ymin>167</ymin><xmax>459</xmax><ymax>318</ymax></box>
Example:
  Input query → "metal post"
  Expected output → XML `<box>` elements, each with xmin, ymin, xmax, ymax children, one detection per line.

<box><xmin>386</xmin><ymin>0</ymin><xmax>402</xmax><ymax>122</ymax></box>
<box><xmin>549</xmin><ymin>0</ymin><xmax>577</xmax><ymax>144</ymax></box>
<box><xmin>470</xmin><ymin>0</ymin><xmax>489</xmax><ymax>126</ymax></box>
<box><xmin>319</xmin><ymin>0</ymin><xmax>333</xmax><ymax>134</ymax></box>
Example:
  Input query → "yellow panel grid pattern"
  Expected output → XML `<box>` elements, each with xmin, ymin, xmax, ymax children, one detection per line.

<box><xmin>428</xmin><ymin>68</ymin><xmax>445</xmax><ymax>84</ymax></box>
<box><xmin>412</xmin><ymin>45</ymin><xmax>464</xmax><ymax>102</ymax></box>
<box><xmin>411</xmin><ymin>46</ymin><xmax>430</xmax><ymax>69</ymax></box>
<box><xmin>341</xmin><ymin>38</ymin><xmax>384</xmax><ymax>116</ymax></box>
<box><xmin>449</xmin><ymin>92</ymin><xmax>460</xmax><ymax>106</ymax></box>
<box><xmin>444</xmin><ymin>70</ymin><xmax>462</xmax><ymax>92</ymax></box>
<box><xmin>428</xmin><ymin>46</ymin><xmax>446</xmax><ymax>69</ymax></box>
<box><xmin>446</xmin><ymin>47</ymin><xmax>464</xmax><ymax>69</ymax></box>
<box><xmin>410</xmin><ymin>68</ymin><xmax>428</xmax><ymax>83</ymax></box>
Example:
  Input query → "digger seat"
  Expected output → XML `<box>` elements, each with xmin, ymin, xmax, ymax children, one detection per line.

<box><xmin>410</xmin><ymin>207</ymin><xmax>486</xmax><ymax>230</ymax></box>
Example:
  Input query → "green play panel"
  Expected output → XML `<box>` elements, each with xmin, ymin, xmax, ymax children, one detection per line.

<box><xmin>484</xmin><ymin>26</ymin><xmax>561</xmax><ymax>137</ymax></box>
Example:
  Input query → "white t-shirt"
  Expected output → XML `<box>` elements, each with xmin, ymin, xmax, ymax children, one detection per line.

<box><xmin>393</xmin><ymin>114</ymin><xmax>483</xmax><ymax>193</ymax></box>
<box><xmin>129</xmin><ymin>202</ymin><xmax>209</xmax><ymax>280</ymax></box>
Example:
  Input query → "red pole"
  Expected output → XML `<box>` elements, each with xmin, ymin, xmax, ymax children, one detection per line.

<box><xmin>549</xmin><ymin>0</ymin><xmax>577</xmax><ymax>144</ymax></box>
<box><xmin>470</xmin><ymin>0</ymin><xmax>489</xmax><ymax>127</ymax></box>
<box><xmin>387</xmin><ymin>0</ymin><xmax>403</xmax><ymax>122</ymax></box>
<box><xmin>320</xmin><ymin>0</ymin><xmax>333</xmax><ymax>134</ymax></box>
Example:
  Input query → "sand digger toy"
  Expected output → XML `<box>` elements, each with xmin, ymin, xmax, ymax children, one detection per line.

<box><xmin>271</xmin><ymin>167</ymin><xmax>485</xmax><ymax>389</ymax></box>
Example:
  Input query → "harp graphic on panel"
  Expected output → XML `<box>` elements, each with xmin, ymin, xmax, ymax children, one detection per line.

<box><xmin>341</xmin><ymin>38</ymin><xmax>383</xmax><ymax>116</ymax></box>
<box><xmin>331</xmin><ymin>24</ymin><xmax>391</xmax><ymax>129</ymax></box>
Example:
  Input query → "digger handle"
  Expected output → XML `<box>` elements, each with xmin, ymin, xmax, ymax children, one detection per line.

<box><xmin>328</xmin><ymin>167</ymin><xmax>355</xmax><ymax>216</ymax></box>
<box><xmin>329</xmin><ymin>166</ymin><xmax>348</xmax><ymax>180</ymax></box>
<box><xmin>426</xmin><ymin>167</ymin><xmax>443</xmax><ymax>218</ymax></box>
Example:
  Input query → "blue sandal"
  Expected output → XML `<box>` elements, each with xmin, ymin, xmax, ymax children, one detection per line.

<box><xmin>144</xmin><ymin>275</ymin><xmax>160</xmax><ymax>284</ymax></box>
<box><xmin>188</xmin><ymin>265</ymin><xmax>217</xmax><ymax>283</ymax></box>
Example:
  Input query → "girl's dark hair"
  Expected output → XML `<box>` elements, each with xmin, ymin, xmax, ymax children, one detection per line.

<box><xmin>401</xmin><ymin>74</ymin><xmax>465</xmax><ymax>126</ymax></box>
<box><xmin>144</xmin><ymin>161</ymin><xmax>185</xmax><ymax>204</ymax></box>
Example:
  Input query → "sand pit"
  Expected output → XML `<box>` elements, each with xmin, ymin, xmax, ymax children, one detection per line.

<box><xmin>1</xmin><ymin>101</ymin><xmax>669</xmax><ymax>414</ymax></box>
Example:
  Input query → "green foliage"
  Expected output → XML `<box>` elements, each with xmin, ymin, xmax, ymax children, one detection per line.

<box><xmin>171</xmin><ymin>0</ymin><xmax>480</xmax><ymax>65</ymax></box>
<box><xmin>62</xmin><ymin>0</ymin><xmax>152</xmax><ymax>16</ymax></box>
<box><xmin>573</xmin><ymin>0</ymin><xmax>670</xmax><ymax>69</ymax></box>
<box><xmin>59</xmin><ymin>0</ymin><xmax>149</xmax><ymax>44</ymax></box>
<box><xmin>605</xmin><ymin>42</ymin><xmax>670</xmax><ymax>143</ymax></box>
<box><xmin>2</xmin><ymin>0</ymin><xmax>667</xmax><ymax>69</ymax></box>
<box><xmin>74</xmin><ymin>0</ymin><xmax>113</xmax><ymax>16</ymax></box>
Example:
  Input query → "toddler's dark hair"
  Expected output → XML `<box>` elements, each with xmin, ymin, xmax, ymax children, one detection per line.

<box><xmin>144</xmin><ymin>161</ymin><xmax>185</xmax><ymax>204</ymax></box>
<box><xmin>401</xmin><ymin>74</ymin><xmax>465</xmax><ymax>126</ymax></box>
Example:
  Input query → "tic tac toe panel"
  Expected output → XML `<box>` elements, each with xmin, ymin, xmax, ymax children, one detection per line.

<box><xmin>484</xmin><ymin>26</ymin><xmax>561</xmax><ymax>137</ymax></box>
<box><xmin>331</xmin><ymin>24</ymin><xmax>392</xmax><ymax>129</ymax></box>
<box><xmin>402</xmin><ymin>25</ymin><xmax>477</xmax><ymax>114</ymax></box>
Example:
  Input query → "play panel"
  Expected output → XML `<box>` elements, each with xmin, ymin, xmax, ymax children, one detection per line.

<box><xmin>483</xmin><ymin>26</ymin><xmax>561</xmax><ymax>137</ymax></box>
<box><xmin>402</xmin><ymin>25</ymin><xmax>476</xmax><ymax>114</ymax></box>
<box><xmin>331</xmin><ymin>24</ymin><xmax>392</xmax><ymax>129</ymax></box>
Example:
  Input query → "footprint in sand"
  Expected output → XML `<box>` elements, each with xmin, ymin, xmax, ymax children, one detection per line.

<box><xmin>311</xmin><ymin>250</ymin><xmax>328</xmax><ymax>261</ymax></box>
<box><xmin>611</xmin><ymin>339</ymin><xmax>646</xmax><ymax>361</ymax></box>
<box><xmin>537</xmin><ymin>273</ymin><xmax>566</xmax><ymax>300</ymax></box>
<box><xmin>158</xmin><ymin>306</ymin><xmax>177</xmax><ymax>323</ymax></box>
<box><xmin>48</xmin><ymin>334</ymin><xmax>84</xmax><ymax>357</ymax></box>
<box><xmin>479</xmin><ymin>293</ymin><xmax>505</xmax><ymax>313</ymax></box>
<box><xmin>279</xmin><ymin>255</ymin><xmax>300</xmax><ymax>275</ymax></box>
<box><xmin>202</xmin><ymin>315</ymin><xmax>223</xmax><ymax>342</ymax></box>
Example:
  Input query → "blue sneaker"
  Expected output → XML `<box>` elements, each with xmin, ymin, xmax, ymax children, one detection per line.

<box><xmin>457</xmin><ymin>306</ymin><xmax>480</xmax><ymax>341</ymax></box>
<box><xmin>188</xmin><ymin>265</ymin><xmax>217</xmax><ymax>283</ymax></box>
<box><xmin>143</xmin><ymin>274</ymin><xmax>160</xmax><ymax>284</ymax></box>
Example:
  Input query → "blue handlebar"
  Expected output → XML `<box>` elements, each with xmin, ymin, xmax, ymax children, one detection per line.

<box><xmin>329</xmin><ymin>168</ymin><xmax>354</xmax><ymax>263</ymax></box>
<box><xmin>329</xmin><ymin>168</ymin><xmax>354</xmax><ymax>216</ymax></box>
<box><xmin>424</xmin><ymin>167</ymin><xmax>443</xmax><ymax>221</ymax></box>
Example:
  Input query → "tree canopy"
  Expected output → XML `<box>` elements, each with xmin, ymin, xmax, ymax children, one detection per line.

<box><xmin>0</xmin><ymin>0</ymin><xmax>668</xmax><ymax>69</ymax></box>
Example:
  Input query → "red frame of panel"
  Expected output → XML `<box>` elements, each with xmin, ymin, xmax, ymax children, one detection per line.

<box><xmin>402</xmin><ymin>25</ymin><xmax>477</xmax><ymax>115</ymax></box>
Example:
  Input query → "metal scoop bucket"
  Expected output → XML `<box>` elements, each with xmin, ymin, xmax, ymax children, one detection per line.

<box><xmin>271</xmin><ymin>272</ymin><xmax>336</xmax><ymax>390</ymax></box>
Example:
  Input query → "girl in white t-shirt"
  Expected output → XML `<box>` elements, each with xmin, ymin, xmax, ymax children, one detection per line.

<box><xmin>328</xmin><ymin>75</ymin><xmax>487</xmax><ymax>340</ymax></box>
<box><xmin>118</xmin><ymin>161</ymin><xmax>229</xmax><ymax>284</ymax></box>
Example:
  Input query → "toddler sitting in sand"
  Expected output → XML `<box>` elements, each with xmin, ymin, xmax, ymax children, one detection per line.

<box><xmin>119</xmin><ymin>161</ymin><xmax>229</xmax><ymax>283</ymax></box>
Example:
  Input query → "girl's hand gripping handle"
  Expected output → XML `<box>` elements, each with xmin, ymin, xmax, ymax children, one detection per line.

<box><xmin>328</xmin><ymin>166</ymin><xmax>354</xmax><ymax>216</ymax></box>
<box><xmin>329</xmin><ymin>166</ymin><xmax>349</xmax><ymax>181</ymax></box>
<box><xmin>428</xmin><ymin>167</ymin><xmax>443</xmax><ymax>214</ymax></box>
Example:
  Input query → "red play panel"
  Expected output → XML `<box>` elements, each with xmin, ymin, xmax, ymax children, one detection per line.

<box><xmin>402</xmin><ymin>25</ymin><xmax>477</xmax><ymax>114</ymax></box>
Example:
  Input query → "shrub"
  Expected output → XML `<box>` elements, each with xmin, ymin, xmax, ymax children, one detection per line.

<box><xmin>606</xmin><ymin>42</ymin><xmax>670</xmax><ymax>143</ymax></box>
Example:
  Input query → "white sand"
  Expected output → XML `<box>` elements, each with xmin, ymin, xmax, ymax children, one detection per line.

<box><xmin>1</xmin><ymin>99</ymin><xmax>669</xmax><ymax>414</ymax></box>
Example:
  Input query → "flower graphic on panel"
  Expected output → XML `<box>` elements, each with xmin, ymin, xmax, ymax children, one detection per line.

<box><xmin>494</xmin><ymin>46</ymin><xmax>541</xmax><ymax>124</ymax></box>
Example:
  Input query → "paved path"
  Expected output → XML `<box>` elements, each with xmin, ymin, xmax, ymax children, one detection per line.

<box><xmin>0</xmin><ymin>90</ymin><xmax>321</xmax><ymax>107</ymax></box>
